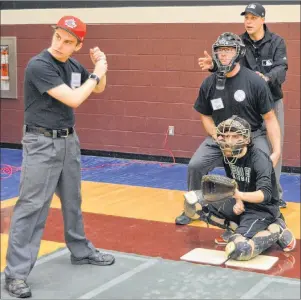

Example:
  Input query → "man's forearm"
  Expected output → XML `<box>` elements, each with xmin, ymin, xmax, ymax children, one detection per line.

<box><xmin>241</xmin><ymin>190</ymin><xmax>265</xmax><ymax>203</ymax></box>
<box><xmin>265</xmin><ymin>66</ymin><xmax>287</xmax><ymax>86</ymax></box>
<box><xmin>200</xmin><ymin>114</ymin><xmax>217</xmax><ymax>139</ymax></box>
<box><xmin>265</xmin><ymin>116</ymin><xmax>281</xmax><ymax>154</ymax></box>
<box><xmin>73</xmin><ymin>78</ymin><xmax>99</xmax><ymax>107</ymax></box>
<box><xmin>94</xmin><ymin>74</ymin><xmax>106</xmax><ymax>93</ymax></box>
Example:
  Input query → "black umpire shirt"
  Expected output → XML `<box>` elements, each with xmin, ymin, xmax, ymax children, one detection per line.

<box><xmin>194</xmin><ymin>66</ymin><xmax>274</xmax><ymax>131</ymax></box>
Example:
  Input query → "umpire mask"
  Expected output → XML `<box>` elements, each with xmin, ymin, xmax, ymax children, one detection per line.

<box><xmin>212</xmin><ymin>32</ymin><xmax>246</xmax><ymax>90</ymax></box>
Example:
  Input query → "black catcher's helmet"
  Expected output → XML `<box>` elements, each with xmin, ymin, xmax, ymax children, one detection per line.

<box><xmin>212</xmin><ymin>32</ymin><xmax>246</xmax><ymax>74</ymax></box>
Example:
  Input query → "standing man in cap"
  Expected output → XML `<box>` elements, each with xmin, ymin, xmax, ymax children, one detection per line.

<box><xmin>4</xmin><ymin>16</ymin><xmax>115</xmax><ymax>298</ymax></box>
<box><xmin>198</xmin><ymin>2</ymin><xmax>288</xmax><ymax>208</ymax></box>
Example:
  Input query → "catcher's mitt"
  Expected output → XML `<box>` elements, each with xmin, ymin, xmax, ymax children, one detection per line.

<box><xmin>201</xmin><ymin>174</ymin><xmax>237</xmax><ymax>203</ymax></box>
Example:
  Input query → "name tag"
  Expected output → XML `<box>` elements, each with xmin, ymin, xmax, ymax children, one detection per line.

<box><xmin>211</xmin><ymin>98</ymin><xmax>224</xmax><ymax>110</ymax></box>
<box><xmin>71</xmin><ymin>72</ymin><xmax>81</xmax><ymax>89</ymax></box>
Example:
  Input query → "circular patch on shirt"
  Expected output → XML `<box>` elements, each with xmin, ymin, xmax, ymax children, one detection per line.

<box><xmin>234</xmin><ymin>90</ymin><xmax>246</xmax><ymax>102</ymax></box>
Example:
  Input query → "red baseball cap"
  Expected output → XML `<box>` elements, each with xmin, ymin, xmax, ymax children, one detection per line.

<box><xmin>53</xmin><ymin>16</ymin><xmax>86</xmax><ymax>42</ymax></box>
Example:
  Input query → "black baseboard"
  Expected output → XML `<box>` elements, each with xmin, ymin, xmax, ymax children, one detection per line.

<box><xmin>1</xmin><ymin>142</ymin><xmax>300</xmax><ymax>174</ymax></box>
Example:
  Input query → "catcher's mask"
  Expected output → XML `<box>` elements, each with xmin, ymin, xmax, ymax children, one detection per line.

<box><xmin>216</xmin><ymin>115</ymin><xmax>251</xmax><ymax>164</ymax></box>
<box><xmin>212</xmin><ymin>32</ymin><xmax>246</xmax><ymax>90</ymax></box>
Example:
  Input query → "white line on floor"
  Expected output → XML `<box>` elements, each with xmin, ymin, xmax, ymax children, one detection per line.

<box><xmin>240</xmin><ymin>276</ymin><xmax>300</xmax><ymax>299</ymax></box>
<box><xmin>77</xmin><ymin>259</ymin><xmax>158</xmax><ymax>299</ymax></box>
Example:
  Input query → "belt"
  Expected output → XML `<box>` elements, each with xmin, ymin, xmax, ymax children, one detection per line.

<box><xmin>25</xmin><ymin>125</ymin><xmax>74</xmax><ymax>138</ymax></box>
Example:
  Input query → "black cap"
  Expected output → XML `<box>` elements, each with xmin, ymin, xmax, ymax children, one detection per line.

<box><xmin>241</xmin><ymin>3</ymin><xmax>265</xmax><ymax>17</ymax></box>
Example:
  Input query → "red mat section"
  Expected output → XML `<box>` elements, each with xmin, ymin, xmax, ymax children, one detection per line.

<box><xmin>1</xmin><ymin>206</ymin><xmax>300</xmax><ymax>279</ymax></box>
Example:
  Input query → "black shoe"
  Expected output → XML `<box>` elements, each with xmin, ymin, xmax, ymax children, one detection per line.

<box><xmin>175</xmin><ymin>212</ymin><xmax>192</xmax><ymax>225</ymax></box>
<box><xmin>279</xmin><ymin>199</ymin><xmax>287</xmax><ymax>209</ymax></box>
<box><xmin>175</xmin><ymin>210</ymin><xmax>207</xmax><ymax>225</ymax></box>
<box><xmin>71</xmin><ymin>250</ymin><xmax>115</xmax><ymax>266</ymax></box>
<box><xmin>5</xmin><ymin>278</ymin><xmax>32</xmax><ymax>298</ymax></box>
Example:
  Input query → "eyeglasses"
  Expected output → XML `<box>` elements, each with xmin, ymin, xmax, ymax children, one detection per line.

<box><xmin>216</xmin><ymin>48</ymin><xmax>236</xmax><ymax>54</ymax></box>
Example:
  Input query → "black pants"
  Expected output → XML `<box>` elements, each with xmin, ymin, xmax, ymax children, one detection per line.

<box><xmin>206</xmin><ymin>199</ymin><xmax>279</xmax><ymax>239</ymax></box>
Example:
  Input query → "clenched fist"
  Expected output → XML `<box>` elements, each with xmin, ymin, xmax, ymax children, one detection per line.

<box><xmin>90</xmin><ymin>47</ymin><xmax>106</xmax><ymax>65</ymax></box>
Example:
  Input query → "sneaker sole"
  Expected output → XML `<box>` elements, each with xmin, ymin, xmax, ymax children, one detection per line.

<box><xmin>71</xmin><ymin>257</ymin><xmax>115</xmax><ymax>266</ymax></box>
<box><xmin>6</xmin><ymin>289</ymin><xmax>31</xmax><ymax>298</ymax></box>
<box><xmin>283</xmin><ymin>238</ymin><xmax>297</xmax><ymax>252</ymax></box>
<box><xmin>214</xmin><ymin>239</ymin><xmax>228</xmax><ymax>245</ymax></box>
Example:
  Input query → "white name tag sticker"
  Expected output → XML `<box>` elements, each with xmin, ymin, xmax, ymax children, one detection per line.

<box><xmin>210</xmin><ymin>98</ymin><xmax>224</xmax><ymax>110</ymax></box>
<box><xmin>71</xmin><ymin>72</ymin><xmax>81</xmax><ymax>89</ymax></box>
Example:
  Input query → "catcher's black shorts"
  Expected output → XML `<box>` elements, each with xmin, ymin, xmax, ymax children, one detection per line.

<box><xmin>207</xmin><ymin>199</ymin><xmax>277</xmax><ymax>239</ymax></box>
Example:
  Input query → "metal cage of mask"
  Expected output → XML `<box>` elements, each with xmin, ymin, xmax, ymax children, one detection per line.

<box><xmin>212</xmin><ymin>32</ymin><xmax>246</xmax><ymax>75</ymax></box>
<box><xmin>216</xmin><ymin>116</ymin><xmax>251</xmax><ymax>165</ymax></box>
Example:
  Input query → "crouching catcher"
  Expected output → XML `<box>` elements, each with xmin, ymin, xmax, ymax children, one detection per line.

<box><xmin>183</xmin><ymin>116</ymin><xmax>296</xmax><ymax>260</ymax></box>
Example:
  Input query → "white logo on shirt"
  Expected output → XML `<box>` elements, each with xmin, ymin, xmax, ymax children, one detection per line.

<box><xmin>230</xmin><ymin>165</ymin><xmax>251</xmax><ymax>184</ymax></box>
<box><xmin>234</xmin><ymin>90</ymin><xmax>246</xmax><ymax>102</ymax></box>
<box><xmin>262</xmin><ymin>59</ymin><xmax>273</xmax><ymax>67</ymax></box>
<box><xmin>65</xmin><ymin>19</ymin><xmax>77</xmax><ymax>29</ymax></box>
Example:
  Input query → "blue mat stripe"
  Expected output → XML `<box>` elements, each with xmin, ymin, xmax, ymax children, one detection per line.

<box><xmin>1</xmin><ymin>148</ymin><xmax>300</xmax><ymax>202</ymax></box>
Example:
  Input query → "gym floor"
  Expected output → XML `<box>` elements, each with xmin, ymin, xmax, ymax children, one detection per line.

<box><xmin>1</xmin><ymin>148</ymin><xmax>300</xmax><ymax>299</ymax></box>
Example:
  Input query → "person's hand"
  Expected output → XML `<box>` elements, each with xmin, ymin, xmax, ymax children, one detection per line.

<box><xmin>233</xmin><ymin>194</ymin><xmax>245</xmax><ymax>216</ymax></box>
<box><xmin>270</xmin><ymin>152</ymin><xmax>280</xmax><ymax>168</ymax></box>
<box><xmin>90</xmin><ymin>47</ymin><xmax>106</xmax><ymax>65</ymax></box>
<box><xmin>93</xmin><ymin>58</ymin><xmax>108</xmax><ymax>79</ymax></box>
<box><xmin>233</xmin><ymin>188</ymin><xmax>243</xmax><ymax>202</ymax></box>
<box><xmin>198</xmin><ymin>51</ymin><xmax>214</xmax><ymax>71</ymax></box>
<box><xmin>255</xmin><ymin>71</ymin><xmax>269</xmax><ymax>82</ymax></box>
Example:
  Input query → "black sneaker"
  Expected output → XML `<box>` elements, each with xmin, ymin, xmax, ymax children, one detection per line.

<box><xmin>175</xmin><ymin>209</ymin><xmax>207</xmax><ymax>225</ymax></box>
<box><xmin>214</xmin><ymin>229</ymin><xmax>233</xmax><ymax>245</ymax></box>
<box><xmin>71</xmin><ymin>250</ymin><xmax>115</xmax><ymax>266</ymax></box>
<box><xmin>175</xmin><ymin>212</ymin><xmax>192</xmax><ymax>225</ymax></box>
<box><xmin>279</xmin><ymin>199</ymin><xmax>287</xmax><ymax>208</ymax></box>
<box><xmin>5</xmin><ymin>278</ymin><xmax>32</xmax><ymax>298</ymax></box>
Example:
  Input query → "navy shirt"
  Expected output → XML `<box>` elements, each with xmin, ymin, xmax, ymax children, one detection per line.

<box><xmin>24</xmin><ymin>49</ymin><xmax>90</xmax><ymax>129</ymax></box>
<box><xmin>194</xmin><ymin>66</ymin><xmax>274</xmax><ymax>131</ymax></box>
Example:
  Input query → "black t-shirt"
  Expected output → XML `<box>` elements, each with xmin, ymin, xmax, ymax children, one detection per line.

<box><xmin>223</xmin><ymin>145</ymin><xmax>279</xmax><ymax>218</ymax></box>
<box><xmin>24</xmin><ymin>49</ymin><xmax>90</xmax><ymax>129</ymax></box>
<box><xmin>194</xmin><ymin>66</ymin><xmax>274</xmax><ymax>131</ymax></box>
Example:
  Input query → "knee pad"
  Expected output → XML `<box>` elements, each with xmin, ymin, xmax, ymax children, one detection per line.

<box><xmin>226</xmin><ymin>229</ymin><xmax>280</xmax><ymax>261</ymax></box>
<box><xmin>183</xmin><ymin>191</ymin><xmax>238</xmax><ymax>231</ymax></box>
<box><xmin>226</xmin><ymin>235</ymin><xmax>253</xmax><ymax>261</ymax></box>
<box><xmin>252</xmin><ymin>229</ymin><xmax>280</xmax><ymax>256</ymax></box>
<box><xmin>183</xmin><ymin>195</ymin><xmax>203</xmax><ymax>219</ymax></box>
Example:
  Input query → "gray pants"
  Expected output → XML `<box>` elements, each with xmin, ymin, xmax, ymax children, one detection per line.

<box><xmin>187</xmin><ymin>127</ymin><xmax>282</xmax><ymax>195</ymax></box>
<box><xmin>257</xmin><ymin>99</ymin><xmax>284</xmax><ymax>198</ymax></box>
<box><xmin>273</xmin><ymin>99</ymin><xmax>284</xmax><ymax>197</ymax></box>
<box><xmin>5</xmin><ymin>130</ymin><xmax>96</xmax><ymax>280</ymax></box>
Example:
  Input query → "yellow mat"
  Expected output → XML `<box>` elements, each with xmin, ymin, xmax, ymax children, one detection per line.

<box><xmin>0</xmin><ymin>233</ymin><xmax>65</xmax><ymax>272</ymax></box>
<box><xmin>2</xmin><ymin>181</ymin><xmax>300</xmax><ymax>239</ymax></box>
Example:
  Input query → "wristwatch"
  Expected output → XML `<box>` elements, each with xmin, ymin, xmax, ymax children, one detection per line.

<box><xmin>89</xmin><ymin>73</ymin><xmax>100</xmax><ymax>85</ymax></box>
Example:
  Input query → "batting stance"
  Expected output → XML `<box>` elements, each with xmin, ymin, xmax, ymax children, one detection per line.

<box><xmin>183</xmin><ymin>116</ymin><xmax>295</xmax><ymax>261</ymax></box>
<box><xmin>4</xmin><ymin>16</ymin><xmax>114</xmax><ymax>298</ymax></box>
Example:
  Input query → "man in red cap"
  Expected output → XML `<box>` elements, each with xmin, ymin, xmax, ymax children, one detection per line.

<box><xmin>4</xmin><ymin>16</ymin><xmax>115</xmax><ymax>298</ymax></box>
